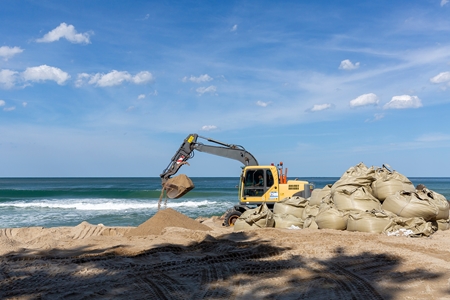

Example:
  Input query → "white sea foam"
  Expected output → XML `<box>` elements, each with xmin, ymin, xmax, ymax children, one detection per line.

<box><xmin>0</xmin><ymin>199</ymin><xmax>219</xmax><ymax>211</ymax></box>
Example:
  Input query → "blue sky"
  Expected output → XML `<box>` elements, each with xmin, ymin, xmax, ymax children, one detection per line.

<box><xmin>1</xmin><ymin>0</ymin><xmax>450</xmax><ymax>177</ymax></box>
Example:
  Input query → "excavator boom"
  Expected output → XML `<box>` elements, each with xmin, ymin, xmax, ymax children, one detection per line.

<box><xmin>160</xmin><ymin>134</ymin><xmax>258</xmax><ymax>184</ymax></box>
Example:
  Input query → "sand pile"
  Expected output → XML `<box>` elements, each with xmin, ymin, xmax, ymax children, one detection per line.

<box><xmin>125</xmin><ymin>208</ymin><xmax>211</xmax><ymax>236</ymax></box>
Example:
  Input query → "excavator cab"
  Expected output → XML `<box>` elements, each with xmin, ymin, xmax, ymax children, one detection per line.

<box><xmin>240</xmin><ymin>166</ymin><xmax>279</xmax><ymax>205</ymax></box>
<box><xmin>241</xmin><ymin>169</ymin><xmax>275</xmax><ymax>197</ymax></box>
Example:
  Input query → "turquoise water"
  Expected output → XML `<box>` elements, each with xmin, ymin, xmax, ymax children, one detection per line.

<box><xmin>0</xmin><ymin>177</ymin><xmax>448</xmax><ymax>228</ymax></box>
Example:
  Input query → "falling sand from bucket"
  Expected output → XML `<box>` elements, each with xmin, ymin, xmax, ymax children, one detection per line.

<box><xmin>158</xmin><ymin>174</ymin><xmax>195</xmax><ymax>210</ymax></box>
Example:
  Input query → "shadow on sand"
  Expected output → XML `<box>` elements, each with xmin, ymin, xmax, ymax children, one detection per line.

<box><xmin>0</xmin><ymin>231</ymin><xmax>445</xmax><ymax>299</ymax></box>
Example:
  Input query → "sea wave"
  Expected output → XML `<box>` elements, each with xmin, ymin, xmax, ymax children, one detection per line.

<box><xmin>0</xmin><ymin>199</ymin><xmax>225</xmax><ymax>211</ymax></box>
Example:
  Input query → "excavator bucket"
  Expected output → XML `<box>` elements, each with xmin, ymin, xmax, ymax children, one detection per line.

<box><xmin>163</xmin><ymin>174</ymin><xmax>195</xmax><ymax>199</ymax></box>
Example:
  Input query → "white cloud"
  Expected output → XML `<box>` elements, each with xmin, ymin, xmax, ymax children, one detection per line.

<box><xmin>430</xmin><ymin>71</ymin><xmax>450</xmax><ymax>84</ymax></box>
<box><xmin>441</xmin><ymin>0</ymin><xmax>449</xmax><ymax>7</ymax></box>
<box><xmin>132</xmin><ymin>71</ymin><xmax>154</xmax><ymax>84</ymax></box>
<box><xmin>349</xmin><ymin>93</ymin><xmax>379</xmax><ymax>108</ymax></box>
<box><xmin>182</xmin><ymin>74</ymin><xmax>213</xmax><ymax>83</ymax></box>
<box><xmin>138</xmin><ymin>94</ymin><xmax>146</xmax><ymax>100</ymax></box>
<box><xmin>310</xmin><ymin>103</ymin><xmax>332</xmax><ymax>112</ymax></box>
<box><xmin>3</xmin><ymin>106</ymin><xmax>15</xmax><ymax>112</ymax></box>
<box><xmin>196</xmin><ymin>85</ymin><xmax>217</xmax><ymax>95</ymax></box>
<box><xmin>75</xmin><ymin>73</ymin><xmax>90</xmax><ymax>87</ymax></box>
<box><xmin>36</xmin><ymin>23</ymin><xmax>92</xmax><ymax>44</ymax></box>
<box><xmin>0</xmin><ymin>69</ymin><xmax>19</xmax><ymax>89</ymax></box>
<box><xmin>91</xmin><ymin>70</ymin><xmax>131</xmax><ymax>86</ymax></box>
<box><xmin>22</xmin><ymin>102</ymin><xmax>27</xmax><ymax>107</ymax></box>
<box><xmin>373</xmin><ymin>113</ymin><xmax>384</xmax><ymax>121</ymax></box>
<box><xmin>339</xmin><ymin>59</ymin><xmax>360</xmax><ymax>70</ymax></box>
<box><xmin>256</xmin><ymin>100</ymin><xmax>270</xmax><ymax>107</ymax></box>
<box><xmin>365</xmin><ymin>113</ymin><xmax>385</xmax><ymax>123</ymax></box>
<box><xmin>77</xmin><ymin>70</ymin><xmax>153</xmax><ymax>87</ymax></box>
<box><xmin>0</xmin><ymin>46</ymin><xmax>23</xmax><ymax>60</ymax></box>
<box><xmin>22</xmin><ymin>65</ymin><xmax>70</xmax><ymax>85</ymax></box>
<box><xmin>201</xmin><ymin>125</ymin><xmax>217</xmax><ymax>131</ymax></box>
<box><xmin>231</xmin><ymin>24</ymin><xmax>238</xmax><ymax>32</ymax></box>
<box><xmin>383</xmin><ymin>95</ymin><xmax>422</xmax><ymax>109</ymax></box>
<box><xmin>0</xmin><ymin>100</ymin><xmax>5</xmax><ymax>106</ymax></box>
<box><xmin>416</xmin><ymin>133</ymin><xmax>450</xmax><ymax>142</ymax></box>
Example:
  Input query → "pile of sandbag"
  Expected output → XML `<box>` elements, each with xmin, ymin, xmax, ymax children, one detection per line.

<box><xmin>234</xmin><ymin>163</ymin><xmax>449</xmax><ymax>237</ymax></box>
<box><xmin>234</xmin><ymin>203</ymin><xmax>275</xmax><ymax>231</ymax></box>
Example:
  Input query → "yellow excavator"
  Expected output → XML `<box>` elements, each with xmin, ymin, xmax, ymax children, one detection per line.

<box><xmin>160</xmin><ymin>134</ymin><xmax>314</xmax><ymax>226</ymax></box>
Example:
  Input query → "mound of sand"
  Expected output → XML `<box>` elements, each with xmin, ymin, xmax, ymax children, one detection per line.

<box><xmin>125</xmin><ymin>208</ymin><xmax>211</xmax><ymax>236</ymax></box>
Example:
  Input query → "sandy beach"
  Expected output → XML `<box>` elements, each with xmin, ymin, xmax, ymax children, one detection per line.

<box><xmin>1</xmin><ymin>208</ymin><xmax>450</xmax><ymax>299</ymax></box>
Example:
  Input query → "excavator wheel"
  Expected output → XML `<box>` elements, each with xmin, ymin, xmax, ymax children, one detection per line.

<box><xmin>223</xmin><ymin>209</ymin><xmax>242</xmax><ymax>227</ymax></box>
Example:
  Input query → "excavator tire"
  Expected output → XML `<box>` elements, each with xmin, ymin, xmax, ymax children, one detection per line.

<box><xmin>223</xmin><ymin>209</ymin><xmax>242</xmax><ymax>227</ymax></box>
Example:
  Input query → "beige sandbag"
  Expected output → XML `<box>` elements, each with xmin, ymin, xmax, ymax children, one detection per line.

<box><xmin>382</xmin><ymin>191</ymin><xmax>439</xmax><ymax>221</ymax></box>
<box><xmin>233</xmin><ymin>208</ymin><xmax>257</xmax><ymax>231</ymax></box>
<box><xmin>309</xmin><ymin>184</ymin><xmax>332</xmax><ymax>206</ymax></box>
<box><xmin>300</xmin><ymin>205</ymin><xmax>320</xmax><ymax>229</ymax></box>
<box><xmin>234</xmin><ymin>203</ymin><xmax>274</xmax><ymax>231</ymax></box>
<box><xmin>233</xmin><ymin>219</ymin><xmax>253</xmax><ymax>231</ymax></box>
<box><xmin>301</xmin><ymin>204</ymin><xmax>320</xmax><ymax>220</ymax></box>
<box><xmin>372</xmin><ymin>165</ymin><xmax>415</xmax><ymax>201</ymax></box>
<box><xmin>435</xmin><ymin>219</ymin><xmax>450</xmax><ymax>231</ymax></box>
<box><xmin>347</xmin><ymin>210</ymin><xmax>393</xmax><ymax>233</ymax></box>
<box><xmin>164</xmin><ymin>174</ymin><xmax>195</xmax><ymax>199</ymax></box>
<box><xmin>315</xmin><ymin>204</ymin><xmax>348</xmax><ymax>230</ymax></box>
<box><xmin>416</xmin><ymin>188</ymin><xmax>449</xmax><ymax>220</ymax></box>
<box><xmin>333</xmin><ymin>186</ymin><xmax>382</xmax><ymax>212</ymax></box>
<box><xmin>322</xmin><ymin>193</ymin><xmax>334</xmax><ymax>205</ymax></box>
<box><xmin>273</xmin><ymin>213</ymin><xmax>304</xmax><ymax>229</ymax></box>
<box><xmin>303</xmin><ymin>217</ymin><xmax>319</xmax><ymax>229</ymax></box>
<box><xmin>331</xmin><ymin>162</ymin><xmax>376</xmax><ymax>194</ymax></box>
<box><xmin>383</xmin><ymin>217</ymin><xmax>437</xmax><ymax>237</ymax></box>
<box><xmin>273</xmin><ymin>196</ymin><xmax>309</xmax><ymax>218</ymax></box>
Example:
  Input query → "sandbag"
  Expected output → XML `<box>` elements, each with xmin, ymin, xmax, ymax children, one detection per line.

<box><xmin>347</xmin><ymin>210</ymin><xmax>394</xmax><ymax>233</ymax></box>
<box><xmin>233</xmin><ymin>218</ymin><xmax>253</xmax><ymax>231</ymax></box>
<box><xmin>273</xmin><ymin>213</ymin><xmax>304</xmax><ymax>229</ymax></box>
<box><xmin>234</xmin><ymin>203</ymin><xmax>275</xmax><ymax>231</ymax></box>
<box><xmin>322</xmin><ymin>193</ymin><xmax>334</xmax><ymax>205</ymax></box>
<box><xmin>331</xmin><ymin>162</ymin><xmax>376</xmax><ymax>194</ymax></box>
<box><xmin>383</xmin><ymin>217</ymin><xmax>437</xmax><ymax>237</ymax></box>
<box><xmin>303</xmin><ymin>217</ymin><xmax>319</xmax><ymax>229</ymax></box>
<box><xmin>309</xmin><ymin>184</ymin><xmax>332</xmax><ymax>206</ymax></box>
<box><xmin>382</xmin><ymin>191</ymin><xmax>439</xmax><ymax>221</ymax></box>
<box><xmin>435</xmin><ymin>219</ymin><xmax>450</xmax><ymax>231</ymax></box>
<box><xmin>372</xmin><ymin>165</ymin><xmax>415</xmax><ymax>201</ymax></box>
<box><xmin>300</xmin><ymin>205</ymin><xmax>319</xmax><ymax>229</ymax></box>
<box><xmin>333</xmin><ymin>186</ymin><xmax>382</xmax><ymax>212</ymax></box>
<box><xmin>273</xmin><ymin>196</ymin><xmax>309</xmax><ymax>218</ymax></box>
<box><xmin>164</xmin><ymin>174</ymin><xmax>195</xmax><ymax>199</ymax></box>
<box><xmin>301</xmin><ymin>204</ymin><xmax>320</xmax><ymax>220</ymax></box>
<box><xmin>315</xmin><ymin>204</ymin><xmax>348</xmax><ymax>230</ymax></box>
<box><xmin>416</xmin><ymin>187</ymin><xmax>449</xmax><ymax>220</ymax></box>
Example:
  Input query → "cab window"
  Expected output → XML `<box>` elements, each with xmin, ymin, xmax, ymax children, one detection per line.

<box><xmin>242</xmin><ymin>169</ymin><xmax>274</xmax><ymax>197</ymax></box>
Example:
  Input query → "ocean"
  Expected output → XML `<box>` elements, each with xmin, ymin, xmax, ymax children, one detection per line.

<box><xmin>0</xmin><ymin>177</ymin><xmax>449</xmax><ymax>228</ymax></box>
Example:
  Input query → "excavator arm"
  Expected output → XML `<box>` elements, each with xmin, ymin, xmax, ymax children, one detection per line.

<box><xmin>160</xmin><ymin>133</ymin><xmax>258</xmax><ymax>185</ymax></box>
